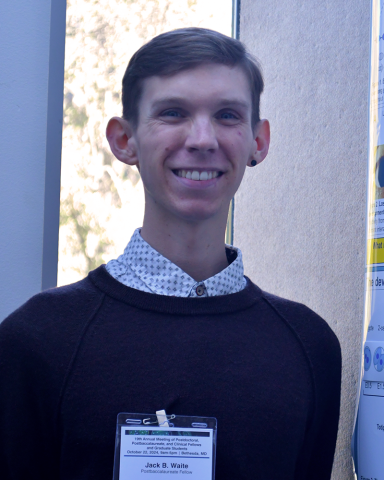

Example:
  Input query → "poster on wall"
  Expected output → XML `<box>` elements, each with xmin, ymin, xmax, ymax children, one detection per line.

<box><xmin>353</xmin><ymin>1</ymin><xmax>384</xmax><ymax>478</ymax></box>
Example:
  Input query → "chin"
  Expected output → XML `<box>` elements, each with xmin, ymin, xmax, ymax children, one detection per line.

<box><xmin>172</xmin><ymin>204</ymin><xmax>225</xmax><ymax>223</ymax></box>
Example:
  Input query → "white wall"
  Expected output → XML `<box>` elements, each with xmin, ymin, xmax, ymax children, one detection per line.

<box><xmin>0</xmin><ymin>0</ymin><xmax>66</xmax><ymax>320</ymax></box>
<box><xmin>236</xmin><ymin>1</ymin><xmax>370</xmax><ymax>478</ymax></box>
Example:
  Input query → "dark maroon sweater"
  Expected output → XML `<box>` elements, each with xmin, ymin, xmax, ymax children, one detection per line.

<box><xmin>0</xmin><ymin>265</ymin><xmax>341</xmax><ymax>479</ymax></box>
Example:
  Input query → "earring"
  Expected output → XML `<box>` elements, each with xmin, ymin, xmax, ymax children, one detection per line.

<box><xmin>250</xmin><ymin>160</ymin><xmax>257</xmax><ymax>167</ymax></box>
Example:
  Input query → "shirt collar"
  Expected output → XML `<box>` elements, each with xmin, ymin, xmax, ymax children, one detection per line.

<box><xmin>116</xmin><ymin>228</ymin><xmax>245</xmax><ymax>297</ymax></box>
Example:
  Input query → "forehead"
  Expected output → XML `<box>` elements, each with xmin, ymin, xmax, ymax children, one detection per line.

<box><xmin>138</xmin><ymin>63</ymin><xmax>252</xmax><ymax>112</ymax></box>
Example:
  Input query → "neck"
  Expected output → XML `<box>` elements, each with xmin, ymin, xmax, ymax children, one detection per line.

<box><xmin>140</xmin><ymin>208</ymin><xmax>229</xmax><ymax>282</ymax></box>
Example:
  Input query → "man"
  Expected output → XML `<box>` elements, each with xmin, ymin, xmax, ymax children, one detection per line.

<box><xmin>0</xmin><ymin>28</ymin><xmax>341</xmax><ymax>479</ymax></box>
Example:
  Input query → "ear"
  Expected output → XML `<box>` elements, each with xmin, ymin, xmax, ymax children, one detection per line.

<box><xmin>106</xmin><ymin>117</ymin><xmax>139</xmax><ymax>166</ymax></box>
<box><xmin>248</xmin><ymin>119</ymin><xmax>270</xmax><ymax>167</ymax></box>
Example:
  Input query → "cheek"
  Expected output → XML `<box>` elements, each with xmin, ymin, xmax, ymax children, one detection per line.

<box><xmin>144</xmin><ymin>133</ymin><xmax>183</xmax><ymax>161</ymax></box>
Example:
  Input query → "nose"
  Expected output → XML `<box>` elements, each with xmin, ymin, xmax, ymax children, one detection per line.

<box><xmin>185</xmin><ymin>115</ymin><xmax>219</xmax><ymax>153</ymax></box>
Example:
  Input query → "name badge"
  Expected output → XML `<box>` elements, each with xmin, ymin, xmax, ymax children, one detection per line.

<box><xmin>113</xmin><ymin>413</ymin><xmax>217</xmax><ymax>479</ymax></box>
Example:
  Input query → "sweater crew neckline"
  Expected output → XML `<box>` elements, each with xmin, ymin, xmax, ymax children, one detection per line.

<box><xmin>88</xmin><ymin>265</ymin><xmax>262</xmax><ymax>315</ymax></box>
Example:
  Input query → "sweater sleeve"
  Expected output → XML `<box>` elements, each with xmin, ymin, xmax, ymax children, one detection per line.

<box><xmin>0</xmin><ymin>279</ymin><xmax>104</xmax><ymax>480</ymax></box>
<box><xmin>262</xmin><ymin>292</ymin><xmax>342</xmax><ymax>479</ymax></box>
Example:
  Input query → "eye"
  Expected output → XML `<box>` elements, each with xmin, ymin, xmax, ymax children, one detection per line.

<box><xmin>220</xmin><ymin>112</ymin><xmax>237</xmax><ymax>119</ymax></box>
<box><xmin>160</xmin><ymin>110</ymin><xmax>183</xmax><ymax>118</ymax></box>
<box><xmin>217</xmin><ymin>110</ymin><xmax>240</xmax><ymax>124</ymax></box>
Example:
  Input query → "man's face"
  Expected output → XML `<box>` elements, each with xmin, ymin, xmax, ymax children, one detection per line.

<box><xmin>129</xmin><ymin>63</ymin><xmax>258</xmax><ymax>223</ymax></box>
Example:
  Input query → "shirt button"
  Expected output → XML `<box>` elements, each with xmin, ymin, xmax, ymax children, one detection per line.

<box><xmin>196</xmin><ymin>285</ymin><xmax>205</xmax><ymax>296</ymax></box>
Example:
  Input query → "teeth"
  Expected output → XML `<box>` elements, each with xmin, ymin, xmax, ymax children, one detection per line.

<box><xmin>176</xmin><ymin>170</ymin><xmax>220</xmax><ymax>181</ymax></box>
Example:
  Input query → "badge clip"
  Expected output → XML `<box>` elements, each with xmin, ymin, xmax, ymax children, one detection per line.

<box><xmin>142</xmin><ymin>409</ymin><xmax>175</xmax><ymax>426</ymax></box>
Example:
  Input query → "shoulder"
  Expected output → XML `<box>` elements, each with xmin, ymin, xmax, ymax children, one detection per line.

<box><xmin>259</xmin><ymin>288</ymin><xmax>341</xmax><ymax>400</ymax></box>
<box><xmin>0</xmin><ymin>274</ymin><xmax>106</xmax><ymax>360</ymax></box>
<box><xmin>260</xmin><ymin>289</ymin><xmax>340</xmax><ymax>358</ymax></box>
<box><xmin>2</xmin><ymin>273</ymin><xmax>104</xmax><ymax>323</ymax></box>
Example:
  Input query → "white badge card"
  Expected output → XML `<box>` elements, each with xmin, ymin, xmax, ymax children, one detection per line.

<box><xmin>113</xmin><ymin>413</ymin><xmax>217</xmax><ymax>480</ymax></box>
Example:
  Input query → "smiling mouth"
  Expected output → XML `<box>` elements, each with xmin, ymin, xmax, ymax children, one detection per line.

<box><xmin>174</xmin><ymin>170</ymin><xmax>223</xmax><ymax>181</ymax></box>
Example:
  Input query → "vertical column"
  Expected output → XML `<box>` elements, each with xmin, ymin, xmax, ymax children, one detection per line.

<box><xmin>236</xmin><ymin>0</ymin><xmax>370</xmax><ymax>478</ymax></box>
<box><xmin>0</xmin><ymin>0</ymin><xmax>66</xmax><ymax>320</ymax></box>
<box><xmin>42</xmin><ymin>0</ymin><xmax>67</xmax><ymax>291</ymax></box>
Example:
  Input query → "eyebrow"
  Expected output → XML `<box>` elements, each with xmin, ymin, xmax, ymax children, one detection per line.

<box><xmin>151</xmin><ymin>97</ymin><xmax>251</xmax><ymax>111</ymax></box>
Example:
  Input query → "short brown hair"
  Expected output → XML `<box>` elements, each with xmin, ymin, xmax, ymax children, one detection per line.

<box><xmin>122</xmin><ymin>27</ymin><xmax>264</xmax><ymax>128</ymax></box>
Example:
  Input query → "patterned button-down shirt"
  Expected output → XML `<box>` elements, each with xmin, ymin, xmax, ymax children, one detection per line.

<box><xmin>106</xmin><ymin>228</ymin><xmax>246</xmax><ymax>297</ymax></box>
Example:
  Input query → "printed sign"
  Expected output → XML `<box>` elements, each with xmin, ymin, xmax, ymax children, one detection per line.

<box><xmin>354</xmin><ymin>1</ymin><xmax>384</xmax><ymax>478</ymax></box>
